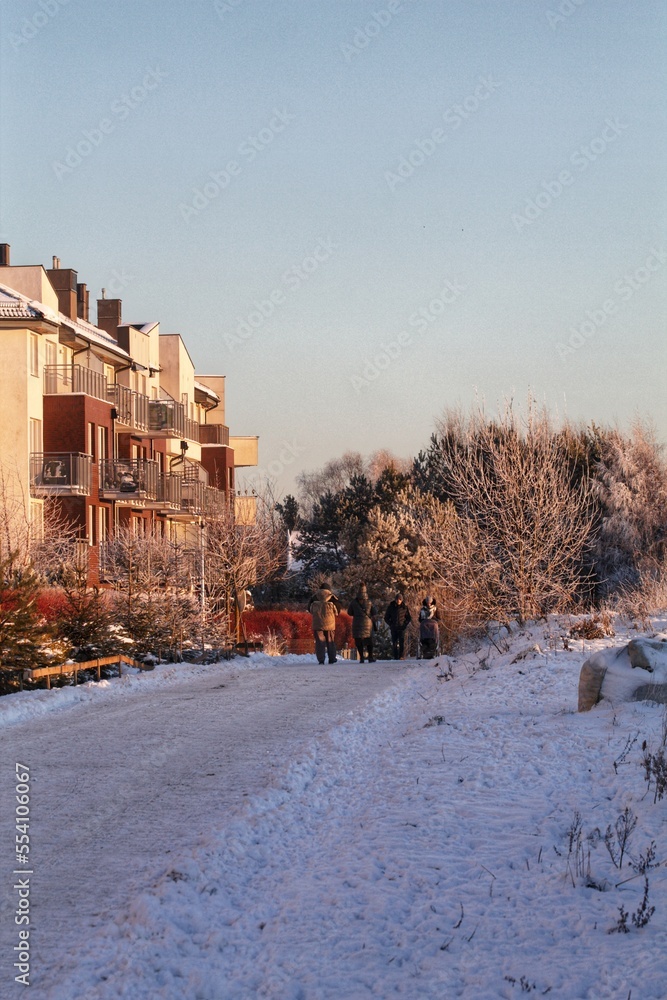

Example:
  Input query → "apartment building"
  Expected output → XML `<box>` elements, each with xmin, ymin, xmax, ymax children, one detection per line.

<box><xmin>0</xmin><ymin>243</ymin><xmax>258</xmax><ymax>583</ymax></box>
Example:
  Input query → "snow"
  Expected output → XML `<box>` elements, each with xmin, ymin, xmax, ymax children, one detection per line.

<box><xmin>1</xmin><ymin>616</ymin><xmax>667</xmax><ymax>999</ymax></box>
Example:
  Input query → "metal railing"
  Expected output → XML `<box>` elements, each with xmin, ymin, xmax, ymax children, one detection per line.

<box><xmin>98</xmin><ymin>459</ymin><xmax>159</xmax><ymax>499</ymax></box>
<box><xmin>181</xmin><ymin>479</ymin><xmax>206</xmax><ymax>514</ymax></box>
<box><xmin>44</xmin><ymin>365</ymin><xmax>108</xmax><ymax>402</ymax></box>
<box><xmin>184</xmin><ymin>416</ymin><xmax>200</xmax><ymax>443</ymax></box>
<box><xmin>199</xmin><ymin>424</ymin><xmax>230</xmax><ymax>446</ymax></box>
<box><xmin>204</xmin><ymin>485</ymin><xmax>229</xmax><ymax>515</ymax></box>
<box><xmin>108</xmin><ymin>383</ymin><xmax>149</xmax><ymax>432</ymax></box>
<box><xmin>148</xmin><ymin>399</ymin><xmax>185</xmax><ymax>437</ymax></box>
<box><xmin>29</xmin><ymin>452</ymin><xmax>92</xmax><ymax>496</ymax></box>
<box><xmin>157</xmin><ymin>473</ymin><xmax>182</xmax><ymax>508</ymax></box>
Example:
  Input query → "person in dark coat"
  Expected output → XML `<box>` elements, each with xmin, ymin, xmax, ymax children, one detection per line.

<box><xmin>347</xmin><ymin>584</ymin><xmax>378</xmax><ymax>663</ymax></box>
<box><xmin>384</xmin><ymin>592</ymin><xmax>412</xmax><ymax>660</ymax></box>
<box><xmin>418</xmin><ymin>595</ymin><xmax>440</xmax><ymax>659</ymax></box>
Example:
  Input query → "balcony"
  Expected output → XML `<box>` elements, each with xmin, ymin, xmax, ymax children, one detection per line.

<box><xmin>98</xmin><ymin>459</ymin><xmax>159</xmax><ymax>502</ymax></box>
<box><xmin>108</xmin><ymin>383</ymin><xmax>149</xmax><ymax>433</ymax></box>
<box><xmin>30</xmin><ymin>453</ymin><xmax>92</xmax><ymax>496</ymax></box>
<box><xmin>44</xmin><ymin>365</ymin><xmax>108</xmax><ymax>402</ymax></box>
<box><xmin>148</xmin><ymin>399</ymin><xmax>185</xmax><ymax>437</ymax></box>
<box><xmin>234</xmin><ymin>493</ymin><xmax>257</xmax><ymax>525</ymax></box>
<box><xmin>229</xmin><ymin>436</ymin><xmax>259</xmax><ymax>468</ymax></box>
<box><xmin>181</xmin><ymin>479</ymin><xmax>206</xmax><ymax>515</ymax></box>
<box><xmin>184</xmin><ymin>416</ymin><xmax>199</xmax><ymax>443</ymax></box>
<box><xmin>199</xmin><ymin>424</ymin><xmax>230</xmax><ymax>446</ymax></box>
<box><xmin>204</xmin><ymin>485</ymin><xmax>228</xmax><ymax>515</ymax></box>
<box><xmin>155</xmin><ymin>473</ymin><xmax>182</xmax><ymax>510</ymax></box>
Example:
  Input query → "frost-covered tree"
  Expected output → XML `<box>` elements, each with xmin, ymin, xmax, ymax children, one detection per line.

<box><xmin>592</xmin><ymin>422</ymin><xmax>667</xmax><ymax>597</ymax></box>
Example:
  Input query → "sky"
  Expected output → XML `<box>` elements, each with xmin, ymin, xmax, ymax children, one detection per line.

<box><xmin>1</xmin><ymin>0</ymin><xmax>665</xmax><ymax>496</ymax></box>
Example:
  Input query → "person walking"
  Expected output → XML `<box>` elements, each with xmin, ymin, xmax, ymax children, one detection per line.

<box><xmin>308</xmin><ymin>583</ymin><xmax>341</xmax><ymax>665</ymax></box>
<box><xmin>418</xmin><ymin>595</ymin><xmax>440</xmax><ymax>659</ymax></box>
<box><xmin>384</xmin><ymin>592</ymin><xmax>412</xmax><ymax>660</ymax></box>
<box><xmin>347</xmin><ymin>584</ymin><xmax>378</xmax><ymax>663</ymax></box>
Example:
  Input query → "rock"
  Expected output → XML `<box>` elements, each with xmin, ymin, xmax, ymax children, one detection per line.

<box><xmin>578</xmin><ymin>656</ymin><xmax>608</xmax><ymax>712</ymax></box>
<box><xmin>578</xmin><ymin>638</ymin><xmax>667</xmax><ymax>711</ymax></box>
<box><xmin>626</xmin><ymin>638</ymin><xmax>667</xmax><ymax>672</ymax></box>
<box><xmin>630</xmin><ymin>684</ymin><xmax>667</xmax><ymax>705</ymax></box>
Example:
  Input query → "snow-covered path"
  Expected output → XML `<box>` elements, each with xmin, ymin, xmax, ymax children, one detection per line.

<box><xmin>2</xmin><ymin>618</ymin><xmax>667</xmax><ymax>1000</ymax></box>
<box><xmin>0</xmin><ymin>658</ymin><xmax>406</xmax><ymax>996</ymax></box>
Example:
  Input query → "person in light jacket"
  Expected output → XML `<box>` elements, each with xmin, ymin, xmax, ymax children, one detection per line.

<box><xmin>347</xmin><ymin>584</ymin><xmax>378</xmax><ymax>663</ymax></box>
<box><xmin>308</xmin><ymin>585</ymin><xmax>341</xmax><ymax>665</ymax></box>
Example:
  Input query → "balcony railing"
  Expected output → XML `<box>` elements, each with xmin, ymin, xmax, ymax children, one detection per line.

<box><xmin>108</xmin><ymin>384</ymin><xmax>149</xmax><ymax>433</ymax></box>
<box><xmin>156</xmin><ymin>473</ymin><xmax>182</xmax><ymax>509</ymax></box>
<box><xmin>30</xmin><ymin>453</ymin><xmax>92</xmax><ymax>496</ymax></box>
<box><xmin>148</xmin><ymin>399</ymin><xmax>185</xmax><ymax>437</ymax></box>
<box><xmin>44</xmin><ymin>365</ymin><xmax>108</xmax><ymax>402</ymax></box>
<box><xmin>204</xmin><ymin>485</ymin><xmax>229</xmax><ymax>515</ymax></box>
<box><xmin>98</xmin><ymin>459</ymin><xmax>159</xmax><ymax>500</ymax></box>
<box><xmin>199</xmin><ymin>424</ymin><xmax>230</xmax><ymax>446</ymax></box>
<box><xmin>184</xmin><ymin>416</ymin><xmax>199</xmax><ymax>443</ymax></box>
<box><xmin>181</xmin><ymin>479</ymin><xmax>206</xmax><ymax>514</ymax></box>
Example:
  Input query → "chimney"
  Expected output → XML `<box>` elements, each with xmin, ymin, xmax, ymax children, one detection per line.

<box><xmin>76</xmin><ymin>282</ymin><xmax>89</xmax><ymax>322</ymax></box>
<box><xmin>97</xmin><ymin>294</ymin><xmax>122</xmax><ymax>340</ymax></box>
<box><xmin>46</xmin><ymin>264</ymin><xmax>78</xmax><ymax>319</ymax></box>
<box><xmin>0</xmin><ymin>244</ymin><xmax>10</xmax><ymax>266</ymax></box>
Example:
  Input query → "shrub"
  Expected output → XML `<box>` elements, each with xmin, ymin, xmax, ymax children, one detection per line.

<box><xmin>243</xmin><ymin>610</ymin><xmax>353</xmax><ymax>654</ymax></box>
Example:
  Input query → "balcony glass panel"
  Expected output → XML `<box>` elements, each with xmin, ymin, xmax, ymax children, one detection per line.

<box><xmin>30</xmin><ymin>453</ymin><xmax>92</xmax><ymax>496</ymax></box>
<box><xmin>99</xmin><ymin>459</ymin><xmax>159</xmax><ymax>500</ymax></box>
<box><xmin>148</xmin><ymin>399</ymin><xmax>185</xmax><ymax>437</ymax></box>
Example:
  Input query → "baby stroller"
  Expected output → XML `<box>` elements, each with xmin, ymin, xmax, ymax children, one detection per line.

<box><xmin>418</xmin><ymin>598</ymin><xmax>440</xmax><ymax>659</ymax></box>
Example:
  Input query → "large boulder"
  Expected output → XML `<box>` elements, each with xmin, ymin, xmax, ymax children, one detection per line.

<box><xmin>578</xmin><ymin>637</ymin><xmax>667</xmax><ymax>711</ymax></box>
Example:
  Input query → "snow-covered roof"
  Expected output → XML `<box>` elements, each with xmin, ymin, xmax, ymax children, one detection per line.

<box><xmin>0</xmin><ymin>281</ymin><xmax>130</xmax><ymax>361</ymax></box>
<box><xmin>194</xmin><ymin>379</ymin><xmax>220</xmax><ymax>402</ymax></box>
<box><xmin>128</xmin><ymin>322</ymin><xmax>159</xmax><ymax>336</ymax></box>
<box><xmin>59</xmin><ymin>313</ymin><xmax>130</xmax><ymax>361</ymax></box>
<box><xmin>0</xmin><ymin>282</ymin><xmax>59</xmax><ymax>323</ymax></box>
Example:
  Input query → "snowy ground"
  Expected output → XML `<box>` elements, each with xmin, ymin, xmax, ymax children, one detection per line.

<box><xmin>2</xmin><ymin>615</ymin><xmax>667</xmax><ymax>999</ymax></box>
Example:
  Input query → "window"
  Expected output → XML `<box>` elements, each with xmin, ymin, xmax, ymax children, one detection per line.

<box><xmin>87</xmin><ymin>504</ymin><xmax>95</xmax><ymax>546</ymax></box>
<box><xmin>88</xmin><ymin>422</ymin><xmax>95</xmax><ymax>459</ymax></box>
<box><xmin>45</xmin><ymin>340</ymin><xmax>57</xmax><ymax>368</ymax></box>
<box><xmin>30</xmin><ymin>333</ymin><xmax>39</xmax><ymax>376</ymax></box>
<box><xmin>97</xmin><ymin>507</ymin><xmax>108</xmax><ymax>543</ymax></box>
<box><xmin>29</xmin><ymin>418</ymin><xmax>42</xmax><ymax>455</ymax></box>
<box><xmin>98</xmin><ymin>425</ymin><xmax>108</xmax><ymax>461</ymax></box>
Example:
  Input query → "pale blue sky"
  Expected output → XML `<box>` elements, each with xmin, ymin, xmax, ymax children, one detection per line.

<box><xmin>1</xmin><ymin>0</ymin><xmax>665</xmax><ymax>493</ymax></box>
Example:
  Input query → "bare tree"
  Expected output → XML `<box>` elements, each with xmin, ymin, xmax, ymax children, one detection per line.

<box><xmin>423</xmin><ymin>400</ymin><xmax>596</xmax><ymax>624</ymax></box>
<box><xmin>204</xmin><ymin>488</ymin><xmax>286</xmax><ymax>641</ymax></box>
